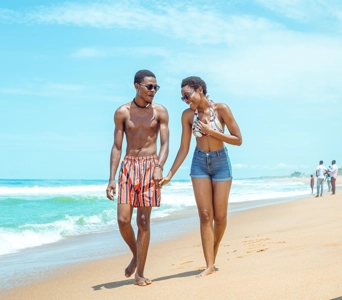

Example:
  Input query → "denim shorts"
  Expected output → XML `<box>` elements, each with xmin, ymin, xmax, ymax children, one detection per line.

<box><xmin>190</xmin><ymin>147</ymin><xmax>232</xmax><ymax>182</ymax></box>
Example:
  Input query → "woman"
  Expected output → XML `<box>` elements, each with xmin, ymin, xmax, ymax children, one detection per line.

<box><xmin>160</xmin><ymin>76</ymin><xmax>242</xmax><ymax>277</ymax></box>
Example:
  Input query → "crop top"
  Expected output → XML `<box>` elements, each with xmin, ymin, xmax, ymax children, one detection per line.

<box><xmin>192</xmin><ymin>100</ymin><xmax>223</xmax><ymax>137</ymax></box>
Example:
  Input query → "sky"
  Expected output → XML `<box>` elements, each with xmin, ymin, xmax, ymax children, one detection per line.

<box><xmin>1</xmin><ymin>0</ymin><xmax>341</xmax><ymax>180</ymax></box>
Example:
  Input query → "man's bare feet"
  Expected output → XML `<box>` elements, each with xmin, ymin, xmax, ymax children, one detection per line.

<box><xmin>196</xmin><ymin>267</ymin><xmax>215</xmax><ymax>277</ymax></box>
<box><xmin>134</xmin><ymin>279</ymin><xmax>147</xmax><ymax>286</ymax></box>
<box><xmin>125</xmin><ymin>257</ymin><xmax>136</xmax><ymax>278</ymax></box>
<box><xmin>134</xmin><ymin>274</ymin><xmax>152</xmax><ymax>286</ymax></box>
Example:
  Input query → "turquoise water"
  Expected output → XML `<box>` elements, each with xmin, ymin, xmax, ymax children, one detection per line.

<box><xmin>0</xmin><ymin>178</ymin><xmax>311</xmax><ymax>256</ymax></box>
<box><xmin>0</xmin><ymin>177</ymin><xmax>315</xmax><ymax>290</ymax></box>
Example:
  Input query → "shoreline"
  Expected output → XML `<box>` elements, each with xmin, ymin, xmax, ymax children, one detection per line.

<box><xmin>2</xmin><ymin>190</ymin><xmax>342</xmax><ymax>299</ymax></box>
<box><xmin>0</xmin><ymin>192</ymin><xmax>313</xmax><ymax>290</ymax></box>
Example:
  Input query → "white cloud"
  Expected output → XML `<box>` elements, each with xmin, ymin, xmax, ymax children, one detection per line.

<box><xmin>0</xmin><ymin>2</ymin><xmax>282</xmax><ymax>45</ymax></box>
<box><xmin>159</xmin><ymin>32</ymin><xmax>342</xmax><ymax>103</ymax></box>
<box><xmin>255</xmin><ymin>0</ymin><xmax>342</xmax><ymax>23</ymax></box>
<box><xmin>0</xmin><ymin>8</ymin><xmax>20</xmax><ymax>23</ymax></box>
<box><xmin>2</xmin><ymin>1</ymin><xmax>342</xmax><ymax>105</ymax></box>
<box><xmin>71</xmin><ymin>46</ymin><xmax>169</xmax><ymax>59</ymax></box>
<box><xmin>0</xmin><ymin>82</ymin><xmax>84</xmax><ymax>97</ymax></box>
<box><xmin>233</xmin><ymin>163</ymin><xmax>249</xmax><ymax>169</ymax></box>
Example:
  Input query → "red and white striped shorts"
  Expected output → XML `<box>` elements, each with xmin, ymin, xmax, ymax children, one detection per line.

<box><xmin>118</xmin><ymin>155</ymin><xmax>161</xmax><ymax>207</ymax></box>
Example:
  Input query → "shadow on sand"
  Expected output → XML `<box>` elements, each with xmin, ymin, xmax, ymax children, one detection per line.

<box><xmin>92</xmin><ymin>270</ymin><xmax>199</xmax><ymax>291</ymax></box>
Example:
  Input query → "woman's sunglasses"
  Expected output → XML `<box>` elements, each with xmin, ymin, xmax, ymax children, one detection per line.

<box><xmin>140</xmin><ymin>84</ymin><xmax>160</xmax><ymax>91</ymax></box>
<box><xmin>181</xmin><ymin>91</ymin><xmax>195</xmax><ymax>102</ymax></box>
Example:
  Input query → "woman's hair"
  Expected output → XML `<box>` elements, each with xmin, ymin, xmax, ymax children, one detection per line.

<box><xmin>181</xmin><ymin>76</ymin><xmax>207</xmax><ymax>96</ymax></box>
<box><xmin>134</xmin><ymin>70</ymin><xmax>156</xmax><ymax>84</ymax></box>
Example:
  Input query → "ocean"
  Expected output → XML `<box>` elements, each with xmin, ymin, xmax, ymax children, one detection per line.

<box><xmin>0</xmin><ymin>178</ymin><xmax>312</xmax><ymax>289</ymax></box>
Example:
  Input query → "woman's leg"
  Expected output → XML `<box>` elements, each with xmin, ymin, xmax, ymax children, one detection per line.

<box><xmin>192</xmin><ymin>177</ymin><xmax>215</xmax><ymax>276</ymax></box>
<box><xmin>212</xmin><ymin>179</ymin><xmax>232</xmax><ymax>261</ymax></box>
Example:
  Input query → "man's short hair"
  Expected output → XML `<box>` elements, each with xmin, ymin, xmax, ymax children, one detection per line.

<box><xmin>181</xmin><ymin>76</ymin><xmax>207</xmax><ymax>96</ymax></box>
<box><xmin>320</xmin><ymin>160</ymin><xmax>323</xmax><ymax>164</ymax></box>
<box><xmin>134</xmin><ymin>70</ymin><xmax>156</xmax><ymax>84</ymax></box>
<box><xmin>332</xmin><ymin>160</ymin><xmax>336</xmax><ymax>164</ymax></box>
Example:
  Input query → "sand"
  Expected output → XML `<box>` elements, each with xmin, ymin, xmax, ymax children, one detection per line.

<box><xmin>2</xmin><ymin>191</ymin><xmax>342</xmax><ymax>300</ymax></box>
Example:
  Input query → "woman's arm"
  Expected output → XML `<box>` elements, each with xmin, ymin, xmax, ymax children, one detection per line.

<box><xmin>197</xmin><ymin>103</ymin><xmax>242</xmax><ymax>146</ymax></box>
<box><xmin>160</xmin><ymin>110</ymin><xmax>192</xmax><ymax>185</ymax></box>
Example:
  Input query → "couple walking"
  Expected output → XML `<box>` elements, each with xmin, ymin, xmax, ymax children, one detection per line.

<box><xmin>106</xmin><ymin>70</ymin><xmax>242</xmax><ymax>286</ymax></box>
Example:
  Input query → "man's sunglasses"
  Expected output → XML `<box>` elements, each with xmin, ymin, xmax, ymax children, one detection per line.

<box><xmin>181</xmin><ymin>91</ymin><xmax>195</xmax><ymax>102</ymax></box>
<box><xmin>140</xmin><ymin>84</ymin><xmax>160</xmax><ymax>91</ymax></box>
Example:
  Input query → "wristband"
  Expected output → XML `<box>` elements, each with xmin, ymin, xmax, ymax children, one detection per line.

<box><xmin>155</xmin><ymin>164</ymin><xmax>164</xmax><ymax>171</ymax></box>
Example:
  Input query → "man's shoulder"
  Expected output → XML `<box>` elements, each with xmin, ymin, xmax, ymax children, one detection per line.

<box><xmin>115</xmin><ymin>102</ymin><xmax>131</xmax><ymax>112</ymax></box>
<box><xmin>153</xmin><ymin>102</ymin><xmax>167</xmax><ymax>111</ymax></box>
<box><xmin>114</xmin><ymin>102</ymin><xmax>131</xmax><ymax>119</ymax></box>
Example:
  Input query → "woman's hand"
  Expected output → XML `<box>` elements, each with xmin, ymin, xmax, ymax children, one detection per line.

<box><xmin>159</xmin><ymin>175</ymin><xmax>171</xmax><ymax>187</ymax></box>
<box><xmin>194</xmin><ymin>117</ymin><xmax>211</xmax><ymax>135</ymax></box>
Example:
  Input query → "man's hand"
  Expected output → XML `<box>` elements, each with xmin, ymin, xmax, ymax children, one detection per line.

<box><xmin>153</xmin><ymin>168</ymin><xmax>163</xmax><ymax>189</ymax></box>
<box><xmin>106</xmin><ymin>181</ymin><xmax>116</xmax><ymax>201</ymax></box>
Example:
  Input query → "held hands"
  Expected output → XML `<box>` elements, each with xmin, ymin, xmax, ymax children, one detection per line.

<box><xmin>159</xmin><ymin>176</ymin><xmax>171</xmax><ymax>187</ymax></box>
<box><xmin>153</xmin><ymin>167</ymin><xmax>163</xmax><ymax>189</ymax></box>
<box><xmin>106</xmin><ymin>181</ymin><xmax>116</xmax><ymax>201</ymax></box>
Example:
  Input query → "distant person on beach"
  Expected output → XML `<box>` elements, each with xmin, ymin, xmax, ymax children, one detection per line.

<box><xmin>106</xmin><ymin>70</ymin><xmax>169</xmax><ymax>286</ymax></box>
<box><xmin>326</xmin><ymin>174</ymin><xmax>331</xmax><ymax>192</ymax></box>
<box><xmin>310</xmin><ymin>175</ymin><xmax>314</xmax><ymax>194</ymax></box>
<box><xmin>329</xmin><ymin>160</ymin><xmax>338</xmax><ymax>195</ymax></box>
<box><xmin>315</xmin><ymin>160</ymin><xmax>328</xmax><ymax>198</ymax></box>
<box><xmin>160</xmin><ymin>76</ymin><xmax>242</xmax><ymax>277</ymax></box>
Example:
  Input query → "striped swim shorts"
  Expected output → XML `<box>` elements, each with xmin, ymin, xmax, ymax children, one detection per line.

<box><xmin>117</xmin><ymin>155</ymin><xmax>161</xmax><ymax>207</ymax></box>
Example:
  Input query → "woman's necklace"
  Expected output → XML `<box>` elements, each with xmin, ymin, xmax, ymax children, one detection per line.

<box><xmin>133</xmin><ymin>98</ymin><xmax>150</xmax><ymax>108</ymax></box>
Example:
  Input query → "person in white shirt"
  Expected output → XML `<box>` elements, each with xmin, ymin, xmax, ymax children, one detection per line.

<box><xmin>329</xmin><ymin>160</ymin><xmax>338</xmax><ymax>195</ymax></box>
<box><xmin>316</xmin><ymin>160</ymin><xmax>328</xmax><ymax>197</ymax></box>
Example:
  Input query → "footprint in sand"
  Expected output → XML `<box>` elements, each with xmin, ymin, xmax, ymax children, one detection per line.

<box><xmin>257</xmin><ymin>248</ymin><xmax>268</xmax><ymax>252</ymax></box>
<box><xmin>181</xmin><ymin>261</ymin><xmax>193</xmax><ymax>265</ymax></box>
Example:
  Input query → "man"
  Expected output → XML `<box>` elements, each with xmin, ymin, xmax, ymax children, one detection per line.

<box><xmin>329</xmin><ymin>160</ymin><xmax>338</xmax><ymax>195</ymax></box>
<box><xmin>315</xmin><ymin>160</ymin><xmax>328</xmax><ymax>198</ymax></box>
<box><xmin>310</xmin><ymin>175</ymin><xmax>314</xmax><ymax>194</ymax></box>
<box><xmin>106</xmin><ymin>70</ymin><xmax>169</xmax><ymax>286</ymax></box>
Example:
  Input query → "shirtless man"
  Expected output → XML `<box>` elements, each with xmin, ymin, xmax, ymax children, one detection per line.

<box><xmin>106</xmin><ymin>70</ymin><xmax>169</xmax><ymax>286</ymax></box>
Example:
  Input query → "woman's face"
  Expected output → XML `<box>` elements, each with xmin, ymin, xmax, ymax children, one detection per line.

<box><xmin>181</xmin><ymin>85</ymin><xmax>197</xmax><ymax>109</ymax></box>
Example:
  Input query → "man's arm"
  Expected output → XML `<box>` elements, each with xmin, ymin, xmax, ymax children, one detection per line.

<box><xmin>153</xmin><ymin>105</ymin><xmax>169</xmax><ymax>188</ymax></box>
<box><xmin>106</xmin><ymin>108</ymin><xmax>125</xmax><ymax>200</ymax></box>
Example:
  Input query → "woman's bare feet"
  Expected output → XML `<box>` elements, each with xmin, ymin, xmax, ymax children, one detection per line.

<box><xmin>125</xmin><ymin>257</ymin><xmax>136</xmax><ymax>278</ymax></box>
<box><xmin>143</xmin><ymin>277</ymin><xmax>152</xmax><ymax>285</ymax></box>
<box><xmin>196</xmin><ymin>266</ymin><xmax>215</xmax><ymax>277</ymax></box>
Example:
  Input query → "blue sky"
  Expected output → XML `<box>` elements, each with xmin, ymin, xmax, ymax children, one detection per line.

<box><xmin>1</xmin><ymin>0</ymin><xmax>341</xmax><ymax>180</ymax></box>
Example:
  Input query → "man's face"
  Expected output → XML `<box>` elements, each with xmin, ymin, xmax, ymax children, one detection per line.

<box><xmin>136</xmin><ymin>76</ymin><xmax>159</xmax><ymax>103</ymax></box>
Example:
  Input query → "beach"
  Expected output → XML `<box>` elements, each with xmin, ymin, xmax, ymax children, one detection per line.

<box><xmin>1</xmin><ymin>188</ymin><xmax>341</xmax><ymax>300</ymax></box>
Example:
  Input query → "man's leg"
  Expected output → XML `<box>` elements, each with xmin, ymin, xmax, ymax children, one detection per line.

<box><xmin>320</xmin><ymin>179</ymin><xmax>323</xmax><ymax>196</ymax></box>
<box><xmin>331</xmin><ymin>177</ymin><xmax>336</xmax><ymax>194</ymax></box>
<box><xmin>135</xmin><ymin>206</ymin><xmax>152</xmax><ymax>286</ymax></box>
<box><xmin>316</xmin><ymin>180</ymin><xmax>320</xmax><ymax>197</ymax></box>
<box><xmin>117</xmin><ymin>204</ymin><xmax>137</xmax><ymax>277</ymax></box>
